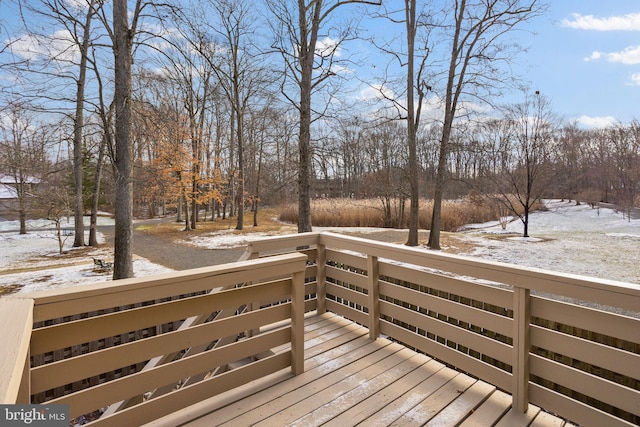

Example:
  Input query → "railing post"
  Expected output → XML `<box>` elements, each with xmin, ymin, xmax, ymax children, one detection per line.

<box><xmin>316</xmin><ymin>243</ymin><xmax>327</xmax><ymax>314</ymax></box>
<box><xmin>512</xmin><ymin>286</ymin><xmax>530</xmax><ymax>412</ymax></box>
<box><xmin>367</xmin><ymin>255</ymin><xmax>380</xmax><ymax>340</ymax></box>
<box><xmin>291</xmin><ymin>269</ymin><xmax>305</xmax><ymax>375</ymax></box>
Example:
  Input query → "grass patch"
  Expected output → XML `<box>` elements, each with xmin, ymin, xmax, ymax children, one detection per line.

<box><xmin>279</xmin><ymin>197</ymin><xmax>528</xmax><ymax>231</ymax></box>
<box><xmin>0</xmin><ymin>284</ymin><xmax>22</xmax><ymax>296</ymax></box>
<box><xmin>141</xmin><ymin>198</ymin><xmax>545</xmax><ymax>237</ymax></box>
<box><xmin>140</xmin><ymin>208</ymin><xmax>295</xmax><ymax>237</ymax></box>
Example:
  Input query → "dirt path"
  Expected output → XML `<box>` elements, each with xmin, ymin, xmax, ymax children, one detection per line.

<box><xmin>98</xmin><ymin>219</ymin><xmax>466</xmax><ymax>272</ymax></box>
<box><xmin>99</xmin><ymin>221</ymin><xmax>245</xmax><ymax>270</ymax></box>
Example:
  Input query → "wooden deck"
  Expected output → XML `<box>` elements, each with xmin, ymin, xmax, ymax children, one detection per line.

<box><xmin>150</xmin><ymin>312</ymin><xmax>571</xmax><ymax>427</ymax></box>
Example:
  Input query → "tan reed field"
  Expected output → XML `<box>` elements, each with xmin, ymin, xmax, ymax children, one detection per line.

<box><xmin>278</xmin><ymin>197</ymin><xmax>538</xmax><ymax>231</ymax></box>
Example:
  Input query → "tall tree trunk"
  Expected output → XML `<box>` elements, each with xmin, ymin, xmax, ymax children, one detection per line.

<box><xmin>112</xmin><ymin>0</ymin><xmax>134</xmax><ymax>279</ymax></box>
<box><xmin>72</xmin><ymin>1</ymin><xmax>95</xmax><ymax>247</ymax></box>
<box><xmin>298</xmin><ymin>81</ymin><xmax>312</xmax><ymax>233</ymax></box>
<box><xmin>296</xmin><ymin>2</ymin><xmax>320</xmax><ymax>234</ymax></box>
<box><xmin>428</xmin><ymin>133</ymin><xmax>449</xmax><ymax>249</ymax></box>
<box><xmin>88</xmin><ymin>136</ymin><xmax>105</xmax><ymax>246</ymax></box>
<box><xmin>19</xmin><ymin>204</ymin><xmax>26</xmax><ymax>235</ymax></box>
<box><xmin>405</xmin><ymin>0</ymin><xmax>419</xmax><ymax>246</ymax></box>
<box><xmin>183</xmin><ymin>193</ymin><xmax>190</xmax><ymax>231</ymax></box>
<box><xmin>428</xmin><ymin>0</ymin><xmax>463</xmax><ymax>251</ymax></box>
<box><xmin>235</xmin><ymin>85</ymin><xmax>244</xmax><ymax>230</ymax></box>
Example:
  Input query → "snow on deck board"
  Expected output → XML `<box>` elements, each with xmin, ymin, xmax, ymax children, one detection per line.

<box><xmin>173</xmin><ymin>312</ymin><xmax>568</xmax><ymax>427</ymax></box>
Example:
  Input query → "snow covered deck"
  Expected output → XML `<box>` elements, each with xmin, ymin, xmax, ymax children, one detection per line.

<box><xmin>159</xmin><ymin>312</ymin><xmax>570</xmax><ymax>427</ymax></box>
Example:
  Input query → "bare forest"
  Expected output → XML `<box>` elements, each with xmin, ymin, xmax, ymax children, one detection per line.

<box><xmin>1</xmin><ymin>0</ymin><xmax>639</xmax><ymax>277</ymax></box>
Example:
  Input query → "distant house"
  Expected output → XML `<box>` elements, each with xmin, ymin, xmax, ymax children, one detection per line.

<box><xmin>0</xmin><ymin>173</ymin><xmax>41</xmax><ymax>217</ymax></box>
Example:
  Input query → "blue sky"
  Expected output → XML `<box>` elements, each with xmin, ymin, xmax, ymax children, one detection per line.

<box><xmin>338</xmin><ymin>1</ymin><xmax>640</xmax><ymax>129</ymax></box>
<box><xmin>522</xmin><ymin>1</ymin><xmax>639</xmax><ymax>127</ymax></box>
<box><xmin>1</xmin><ymin>0</ymin><xmax>638</xmax><ymax>129</ymax></box>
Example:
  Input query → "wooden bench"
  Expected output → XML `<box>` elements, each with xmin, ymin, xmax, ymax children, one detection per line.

<box><xmin>92</xmin><ymin>258</ymin><xmax>113</xmax><ymax>271</ymax></box>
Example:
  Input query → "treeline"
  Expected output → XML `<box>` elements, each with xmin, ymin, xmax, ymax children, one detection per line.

<box><xmin>1</xmin><ymin>0</ymin><xmax>638</xmax><ymax>244</ymax></box>
<box><xmin>3</xmin><ymin>96</ymin><xmax>638</xmax><ymax>229</ymax></box>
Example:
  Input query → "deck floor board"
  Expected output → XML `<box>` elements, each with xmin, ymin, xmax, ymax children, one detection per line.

<box><xmin>150</xmin><ymin>312</ymin><xmax>569</xmax><ymax>427</ymax></box>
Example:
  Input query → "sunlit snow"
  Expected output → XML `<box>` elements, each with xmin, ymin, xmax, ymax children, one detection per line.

<box><xmin>0</xmin><ymin>216</ymin><xmax>171</xmax><ymax>294</ymax></box>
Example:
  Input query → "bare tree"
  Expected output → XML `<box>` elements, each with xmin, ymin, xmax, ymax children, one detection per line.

<box><xmin>8</xmin><ymin>0</ymin><xmax>106</xmax><ymax>246</ymax></box>
<box><xmin>404</xmin><ymin>0</ymin><xmax>430</xmax><ymax>245</ymax></box>
<box><xmin>70</xmin><ymin>0</ymin><xmax>98</xmax><ymax>247</ymax></box>
<box><xmin>366</xmin><ymin>2</ymin><xmax>432</xmax><ymax>245</ymax></box>
<box><xmin>198</xmin><ymin>0</ymin><xmax>271</xmax><ymax>230</ymax></box>
<box><xmin>610</xmin><ymin>121</ymin><xmax>640</xmax><ymax>218</ymax></box>
<box><xmin>427</xmin><ymin>0</ymin><xmax>543</xmax><ymax>249</ymax></box>
<box><xmin>0</xmin><ymin>102</ymin><xmax>53</xmax><ymax>234</ymax></box>
<box><xmin>266</xmin><ymin>0</ymin><xmax>381</xmax><ymax>233</ymax></box>
<box><xmin>481</xmin><ymin>92</ymin><xmax>558</xmax><ymax>237</ymax></box>
<box><xmin>45</xmin><ymin>169</ymin><xmax>72</xmax><ymax>254</ymax></box>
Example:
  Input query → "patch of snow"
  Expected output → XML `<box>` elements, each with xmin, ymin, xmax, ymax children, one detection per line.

<box><xmin>186</xmin><ymin>229</ymin><xmax>275</xmax><ymax>249</ymax></box>
<box><xmin>0</xmin><ymin>213</ymin><xmax>114</xmax><ymax>232</ymax></box>
<box><xmin>457</xmin><ymin>200</ymin><xmax>640</xmax><ymax>284</ymax></box>
<box><xmin>184</xmin><ymin>226</ymin><xmax>393</xmax><ymax>250</ymax></box>
<box><xmin>0</xmin><ymin>216</ymin><xmax>170</xmax><ymax>295</ymax></box>
<box><xmin>2</xmin><ymin>258</ymin><xmax>172</xmax><ymax>294</ymax></box>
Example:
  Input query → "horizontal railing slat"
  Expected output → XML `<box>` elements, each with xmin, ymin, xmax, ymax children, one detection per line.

<box><xmin>530</xmin><ymin>325</ymin><xmax>640</xmax><ymax>381</ymax></box>
<box><xmin>324</xmin><ymin>299</ymin><xmax>368</xmax><ymax>326</ymax></box>
<box><xmin>325</xmin><ymin>265</ymin><xmax>368</xmax><ymax>289</ymax></box>
<box><xmin>325</xmin><ymin>282</ymin><xmax>368</xmax><ymax>308</ymax></box>
<box><xmin>380</xmin><ymin>300</ymin><xmax>512</xmax><ymax>366</ymax></box>
<box><xmin>27</xmin><ymin>254</ymin><xmax>307</xmax><ymax>322</ymax></box>
<box><xmin>31</xmin><ymin>279</ymin><xmax>291</xmax><ymax>354</ymax></box>
<box><xmin>30</xmin><ymin>304</ymin><xmax>291</xmax><ymax>394</ymax></box>
<box><xmin>244</xmin><ymin>232</ymin><xmax>319</xmax><ymax>255</ymax></box>
<box><xmin>530</xmin><ymin>354</ymin><xmax>640</xmax><ymax>416</ymax></box>
<box><xmin>49</xmin><ymin>328</ymin><xmax>291</xmax><ymax>419</ymax></box>
<box><xmin>379</xmin><ymin>280</ymin><xmax>513</xmax><ymax>338</ymax></box>
<box><xmin>531</xmin><ymin>296</ymin><xmax>640</xmax><ymax>343</ymax></box>
<box><xmin>325</xmin><ymin>248</ymin><xmax>368</xmax><ymax>270</ymax></box>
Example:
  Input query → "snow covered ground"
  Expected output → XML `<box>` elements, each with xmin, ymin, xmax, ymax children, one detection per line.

<box><xmin>1</xmin><ymin>200</ymin><xmax>639</xmax><ymax>296</ymax></box>
<box><xmin>457</xmin><ymin>200</ymin><xmax>640</xmax><ymax>285</ymax></box>
<box><xmin>0</xmin><ymin>216</ymin><xmax>171</xmax><ymax>294</ymax></box>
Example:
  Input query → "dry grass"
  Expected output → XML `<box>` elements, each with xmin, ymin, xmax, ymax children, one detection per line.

<box><xmin>139</xmin><ymin>208</ymin><xmax>296</xmax><ymax>237</ymax></box>
<box><xmin>279</xmin><ymin>197</ymin><xmax>518</xmax><ymax>232</ymax></box>
<box><xmin>139</xmin><ymin>197</ymin><xmax>545</xmax><ymax>237</ymax></box>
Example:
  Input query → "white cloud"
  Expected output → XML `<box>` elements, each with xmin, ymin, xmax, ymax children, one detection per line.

<box><xmin>585</xmin><ymin>45</ymin><xmax>640</xmax><ymax>64</ymax></box>
<box><xmin>360</xmin><ymin>84</ymin><xmax>395</xmax><ymax>101</ymax></box>
<box><xmin>630</xmin><ymin>73</ymin><xmax>640</xmax><ymax>86</ymax></box>
<box><xmin>315</xmin><ymin>37</ymin><xmax>342</xmax><ymax>58</ymax></box>
<box><xmin>331</xmin><ymin>64</ymin><xmax>354</xmax><ymax>75</ymax></box>
<box><xmin>584</xmin><ymin>51</ymin><xmax>602</xmax><ymax>61</ymax></box>
<box><xmin>9</xmin><ymin>30</ymin><xmax>79</xmax><ymax>63</ymax></box>
<box><xmin>577</xmin><ymin>115</ymin><xmax>616</xmax><ymax>129</ymax></box>
<box><xmin>562</xmin><ymin>13</ymin><xmax>640</xmax><ymax>31</ymax></box>
<box><xmin>63</xmin><ymin>0</ymin><xmax>90</xmax><ymax>13</ymax></box>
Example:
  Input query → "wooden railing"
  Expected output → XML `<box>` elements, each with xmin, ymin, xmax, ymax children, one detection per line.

<box><xmin>0</xmin><ymin>253</ymin><xmax>308</xmax><ymax>426</ymax></box>
<box><xmin>1</xmin><ymin>231</ymin><xmax>639</xmax><ymax>426</ymax></box>
<box><xmin>244</xmin><ymin>232</ymin><xmax>640</xmax><ymax>427</ymax></box>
